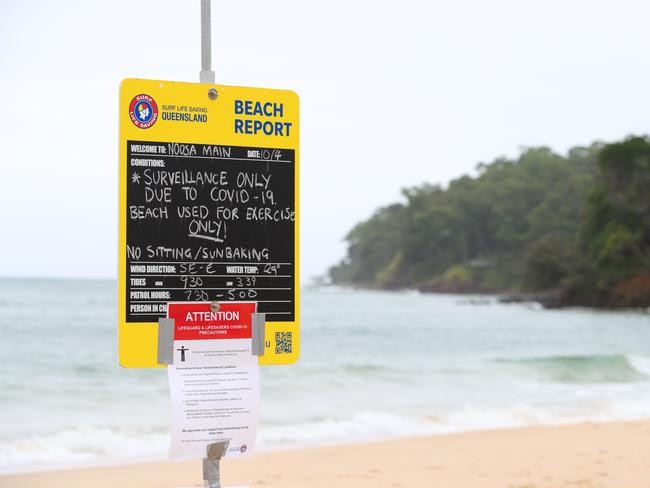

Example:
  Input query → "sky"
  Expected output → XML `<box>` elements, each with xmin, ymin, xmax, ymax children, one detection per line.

<box><xmin>1</xmin><ymin>0</ymin><xmax>650</xmax><ymax>281</ymax></box>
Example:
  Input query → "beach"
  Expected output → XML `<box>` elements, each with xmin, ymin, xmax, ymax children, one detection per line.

<box><xmin>2</xmin><ymin>282</ymin><xmax>650</xmax><ymax>474</ymax></box>
<box><xmin>3</xmin><ymin>420</ymin><xmax>650</xmax><ymax>488</ymax></box>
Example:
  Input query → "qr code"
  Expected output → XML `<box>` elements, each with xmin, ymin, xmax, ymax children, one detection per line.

<box><xmin>275</xmin><ymin>332</ymin><xmax>292</xmax><ymax>354</ymax></box>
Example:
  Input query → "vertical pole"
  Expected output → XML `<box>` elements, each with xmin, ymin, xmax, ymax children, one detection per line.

<box><xmin>200</xmin><ymin>0</ymin><xmax>215</xmax><ymax>83</ymax></box>
<box><xmin>201</xmin><ymin>3</ymin><xmax>216</xmax><ymax>485</ymax></box>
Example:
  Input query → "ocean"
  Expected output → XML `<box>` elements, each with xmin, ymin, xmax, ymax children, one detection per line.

<box><xmin>1</xmin><ymin>278</ymin><xmax>649</xmax><ymax>474</ymax></box>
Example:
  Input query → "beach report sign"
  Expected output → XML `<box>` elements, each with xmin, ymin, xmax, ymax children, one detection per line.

<box><xmin>118</xmin><ymin>79</ymin><xmax>299</xmax><ymax>368</ymax></box>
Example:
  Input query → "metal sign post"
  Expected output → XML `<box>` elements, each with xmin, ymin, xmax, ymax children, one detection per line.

<box><xmin>202</xmin><ymin>10</ymin><xmax>220</xmax><ymax>486</ymax></box>
<box><xmin>201</xmin><ymin>5</ymin><xmax>225</xmax><ymax>487</ymax></box>
<box><xmin>200</xmin><ymin>0</ymin><xmax>215</xmax><ymax>83</ymax></box>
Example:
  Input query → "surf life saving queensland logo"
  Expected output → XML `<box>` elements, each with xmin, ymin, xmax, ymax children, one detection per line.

<box><xmin>129</xmin><ymin>94</ymin><xmax>158</xmax><ymax>129</ymax></box>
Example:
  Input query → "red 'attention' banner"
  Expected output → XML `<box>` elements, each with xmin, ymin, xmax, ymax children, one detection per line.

<box><xmin>167</xmin><ymin>302</ymin><xmax>257</xmax><ymax>340</ymax></box>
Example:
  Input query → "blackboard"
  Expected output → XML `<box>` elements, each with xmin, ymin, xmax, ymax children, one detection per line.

<box><xmin>125</xmin><ymin>140</ymin><xmax>295</xmax><ymax>323</ymax></box>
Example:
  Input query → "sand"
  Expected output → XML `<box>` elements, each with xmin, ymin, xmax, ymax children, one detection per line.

<box><xmin>2</xmin><ymin>421</ymin><xmax>650</xmax><ymax>488</ymax></box>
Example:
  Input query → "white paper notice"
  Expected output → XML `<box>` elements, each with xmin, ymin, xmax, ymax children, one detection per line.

<box><xmin>167</xmin><ymin>302</ymin><xmax>259</xmax><ymax>461</ymax></box>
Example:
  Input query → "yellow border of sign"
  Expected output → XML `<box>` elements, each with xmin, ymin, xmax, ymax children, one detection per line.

<box><xmin>118</xmin><ymin>79</ymin><xmax>299</xmax><ymax>368</ymax></box>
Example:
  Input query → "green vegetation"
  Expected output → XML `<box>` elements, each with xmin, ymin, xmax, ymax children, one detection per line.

<box><xmin>330</xmin><ymin>136</ymin><xmax>650</xmax><ymax>308</ymax></box>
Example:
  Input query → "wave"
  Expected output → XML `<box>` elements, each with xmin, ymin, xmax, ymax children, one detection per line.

<box><xmin>0</xmin><ymin>424</ymin><xmax>169</xmax><ymax>475</ymax></box>
<box><xmin>627</xmin><ymin>354</ymin><xmax>650</xmax><ymax>375</ymax></box>
<box><xmin>496</xmin><ymin>354</ymin><xmax>650</xmax><ymax>383</ymax></box>
<box><xmin>257</xmin><ymin>401</ymin><xmax>650</xmax><ymax>448</ymax></box>
<box><xmin>4</xmin><ymin>398</ymin><xmax>650</xmax><ymax>475</ymax></box>
<box><xmin>259</xmin><ymin>411</ymin><xmax>439</xmax><ymax>447</ymax></box>
<box><xmin>257</xmin><ymin>408</ymin><xmax>574</xmax><ymax>448</ymax></box>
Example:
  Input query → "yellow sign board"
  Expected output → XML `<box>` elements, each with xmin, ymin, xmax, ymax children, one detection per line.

<box><xmin>118</xmin><ymin>78</ymin><xmax>299</xmax><ymax>368</ymax></box>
